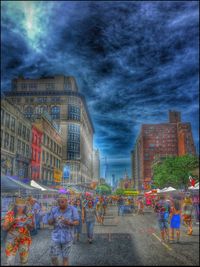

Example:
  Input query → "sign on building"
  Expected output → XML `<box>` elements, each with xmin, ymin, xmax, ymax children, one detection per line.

<box><xmin>63</xmin><ymin>165</ymin><xmax>70</xmax><ymax>179</ymax></box>
<box><xmin>54</xmin><ymin>168</ymin><xmax>62</xmax><ymax>183</ymax></box>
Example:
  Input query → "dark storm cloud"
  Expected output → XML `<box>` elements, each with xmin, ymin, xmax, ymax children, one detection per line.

<box><xmin>1</xmin><ymin>1</ymin><xmax>199</xmax><ymax>180</ymax></box>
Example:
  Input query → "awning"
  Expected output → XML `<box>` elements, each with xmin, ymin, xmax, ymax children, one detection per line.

<box><xmin>1</xmin><ymin>175</ymin><xmax>38</xmax><ymax>192</ymax></box>
<box><xmin>31</xmin><ymin>180</ymin><xmax>46</xmax><ymax>191</ymax></box>
<box><xmin>30</xmin><ymin>180</ymin><xmax>58</xmax><ymax>192</ymax></box>
<box><xmin>159</xmin><ymin>187</ymin><xmax>176</xmax><ymax>193</ymax></box>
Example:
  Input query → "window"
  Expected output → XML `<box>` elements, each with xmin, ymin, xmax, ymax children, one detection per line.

<box><xmin>11</xmin><ymin>117</ymin><xmax>15</xmax><ymax>132</ymax></box>
<box><xmin>50</xmin><ymin>139</ymin><xmax>53</xmax><ymax>150</ymax></box>
<box><xmin>1</xmin><ymin>109</ymin><xmax>5</xmax><ymax>125</ymax></box>
<box><xmin>24</xmin><ymin>106</ymin><xmax>33</xmax><ymax>118</ymax></box>
<box><xmin>46</xmin><ymin>153</ymin><xmax>49</xmax><ymax>164</ymax></box>
<box><xmin>26</xmin><ymin>145</ymin><xmax>29</xmax><ymax>157</ymax></box>
<box><xmin>47</xmin><ymin>136</ymin><xmax>49</xmax><ymax>146</ymax></box>
<box><xmin>42</xmin><ymin>151</ymin><xmax>45</xmax><ymax>162</ymax></box>
<box><xmin>4</xmin><ymin>133</ymin><xmax>9</xmax><ymax>149</ymax></box>
<box><xmin>17</xmin><ymin>139</ymin><xmax>21</xmax><ymax>152</ymax></box>
<box><xmin>22</xmin><ymin>125</ymin><xmax>26</xmax><ymax>139</ymax></box>
<box><xmin>50</xmin><ymin>154</ymin><xmax>52</xmax><ymax>165</ymax></box>
<box><xmin>68</xmin><ymin>104</ymin><xmax>80</xmax><ymax>121</ymax></box>
<box><xmin>6</xmin><ymin>113</ymin><xmax>10</xmax><ymax>128</ymax></box>
<box><xmin>10</xmin><ymin>136</ymin><xmax>14</xmax><ymax>152</ymax></box>
<box><xmin>37</xmin><ymin>97</ymin><xmax>47</xmax><ymax>103</ymax></box>
<box><xmin>27</xmin><ymin>129</ymin><xmax>30</xmax><ymax>141</ymax></box>
<box><xmin>1</xmin><ymin>130</ymin><xmax>3</xmax><ymax>146</ymax></box>
<box><xmin>35</xmin><ymin>135</ymin><xmax>37</xmax><ymax>144</ymax></box>
<box><xmin>51</xmin><ymin>106</ymin><xmax>60</xmax><ymax>119</ymax></box>
<box><xmin>46</xmin><ymin>83</ymin><xmax>55</xmax><ymax>90</ymax></box>
<box><xmin>22</xmin><ymin>142</ymin><xmax>25</xmax><ymax>155</ymax></box>
<box><xmin>38</xmin><ymin>152</ymin><xmax>40</xmax><ymax>162</ymax></box>
<box><xmin>21</xmin><ymin>83</ymin><xmax>27</xmax><ymax>90</ymax></box>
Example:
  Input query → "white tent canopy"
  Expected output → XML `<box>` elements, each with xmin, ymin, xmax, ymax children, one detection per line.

<box><xmin>31</xmin><ymin>180</ymin><xmax>47</xmax><ymax>191</ymax></box>
<box><xmin>158</xmin><ymin>187</ymin><xmax>176</xmax><ymax>193</ymax></box>
<box><xmin>189</xmin><ymin>182</ymin><xmax>199</xmax><ymax>190</ymax></box>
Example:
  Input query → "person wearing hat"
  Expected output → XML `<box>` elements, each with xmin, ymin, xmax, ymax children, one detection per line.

<box><xmin>3</xmin><ymin>197</ymin><xmax>34</xmax><ymax>265</ymax></box>
<box><xmin>48</xmin><ymin>194</ymin><xmax>79</xmax><ymax>266</ymax></box>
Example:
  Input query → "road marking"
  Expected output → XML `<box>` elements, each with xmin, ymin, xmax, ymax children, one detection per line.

<box><xmin>152</xmin><ymin>233</ymin><xmax>173</xmax><ymax>251</ymax></box>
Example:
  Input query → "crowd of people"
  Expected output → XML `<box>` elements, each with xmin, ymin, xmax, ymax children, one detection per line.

<box><xmin>1</xmin><ymin>192</ymin><xmax>199</xmax><ymax>265</ymax></box>
<box><xmin>2</xmin><ymin>193</ymin><xmax>109</xmax><ymax>266</ymax></box>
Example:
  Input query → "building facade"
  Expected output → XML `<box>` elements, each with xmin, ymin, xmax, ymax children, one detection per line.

<box><xmin>33</xmin><ymin>114</ymin><xmax>62</xmax><ymax>186</ymax></box>
<box><xmin>131</xmin><ymin>111</ymin><xmax>196</xmax><ymax>190</ymax></box>
<box><xmin>31</xmin><ymin>125</ymin><xmax>42</xmax><ymax>181</ymax></box>
<box><xmin>1</xmin><ymin>98</ymin><xmax>32</xmax><ymax>179</ymax></box>
<box><xmin>4</xmin><ymin>75</ymin><xmax>94</xmax><ymax>184</ymax></box>
<box><xmin>92</xmin><ymin>149</ymin><xmax>100</xmax><ymax>180</ymax></box>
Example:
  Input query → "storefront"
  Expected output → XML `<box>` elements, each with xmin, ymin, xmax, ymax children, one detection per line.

<box><xmin>1</xmin><ymin>152</ymin><xmax>15</xmax><ymax>176</ymax></box>
<box><xmin>15</xmin><ymin>153</ymin><xmax>30</xmax><ymax>179</ymax></box>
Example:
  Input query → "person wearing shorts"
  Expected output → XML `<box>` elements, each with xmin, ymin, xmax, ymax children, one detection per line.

<box><xmin>155</xmin><ymin>195</ymin><xmax>170</xmax><ymax>242</ymax></box>
<box><xmin>48</xmin><ymin>194</ymin><xmax>79</xmax><ymax>266</ymax></box>
<box><xmin>170</xmin><ymin>199</ymin><xmax>181</xmax><ymax>243</ymax></box>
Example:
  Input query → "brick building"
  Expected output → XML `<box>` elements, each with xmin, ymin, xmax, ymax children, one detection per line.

<box><xmin>131</xmin><ymin>111</ymin><xmax>196</xmax><ymax>190</ymax></box>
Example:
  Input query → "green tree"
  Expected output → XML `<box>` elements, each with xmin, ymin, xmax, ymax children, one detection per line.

<box><xmin>96</xmin><ymin>183</ymin><xmax>112</xmax><ymax>195</ymax></box>
<box><xmin>114</xmin><ymin>188</ymin><xmax>124</xmax><ymax>195</ymax></box>
<box><xmin>153</xmin><ymin>155</ymin><xmax>199</xmax><ymax>189</ymax></box>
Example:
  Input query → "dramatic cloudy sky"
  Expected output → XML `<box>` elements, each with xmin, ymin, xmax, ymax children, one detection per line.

<box><xmin>1</xmin><ymin>1</ymin><xmax>199</xmax><ymax>183</ymax></box>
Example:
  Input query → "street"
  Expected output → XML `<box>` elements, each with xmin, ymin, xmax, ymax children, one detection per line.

<box><xmin>1</xmin><ymin>205</ymin><xmax>199</xmax><ymax>266</ymax></box>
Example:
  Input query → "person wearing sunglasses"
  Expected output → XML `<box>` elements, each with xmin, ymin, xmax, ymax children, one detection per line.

<box><xmin>48</xmin><ymin>194</ymin><xmax>79</xmax><ymax>266</ymax></box>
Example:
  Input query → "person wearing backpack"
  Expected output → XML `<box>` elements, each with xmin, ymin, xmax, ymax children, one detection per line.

<box><xmin>48</xmin><ymin>194</ymin><xmax>79</xmax><ymax>266</ymax></box>
<box><xmin>155</xmin><ymin>195</ymin><xmax>170</xmax><ymax>242</ymax></box>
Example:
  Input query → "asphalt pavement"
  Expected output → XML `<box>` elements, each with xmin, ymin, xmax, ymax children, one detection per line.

<box><xmin>1</xmin><ymin>205</ymin><xmax>199</xmax><ymax>266</ymax></box>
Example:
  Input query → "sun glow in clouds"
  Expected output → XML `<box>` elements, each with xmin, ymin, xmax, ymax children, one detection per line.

<box><xmin>3</xmin><ymin>1</ymin><xmax>49</xmax><ymax>52</ymax></box>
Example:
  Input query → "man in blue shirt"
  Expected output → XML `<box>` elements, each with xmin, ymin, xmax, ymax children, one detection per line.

<box><xmin>48</xmin><ymin>194</ymin><xmax>79</xmax><ymax>266</ymax></box>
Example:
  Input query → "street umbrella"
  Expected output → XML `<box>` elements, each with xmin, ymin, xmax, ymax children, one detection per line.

<box><xmin>58</xmin><ymin>188</ymin><xmax>67</xmax><ymax>194</ymax></box>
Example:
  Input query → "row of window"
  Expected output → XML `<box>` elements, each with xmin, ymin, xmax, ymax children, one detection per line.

<box><xmin>68</xmin><ymin>104</ymin><xmax>80</xmax><ymax>121</ymax></box>
<box><xmin>37</xmin><ymin>97</ymin><xmax>60</xmax><ymax>103</ymax></box>
<box><xmin>1</xmin><ymin>109</ymin><xmax>15</xmax><ymax>131</ymax></box>
<box><xmin>1</xmin><ymin>131</ymin><xmax>15</xmax><ymax>152</ymax></box>
<box><xmin>68</xmin><ymin>124</ymin><xmax>80</xmax><ymax>133</ymax></box>
<box><xmin>18</xmin><ymin>122</ymin><xmax>31</xmax><ymax>141</ymax></box>
<box><xmin>43</xmin><ymin>133</ymin><xmax>62</xmax><ymax>155</ymax></box>
<box><xmin>25</xmin><ymin>105</ymin><xmax>60</xmax><ymax>119</ymax></box>
<box><xmin>32</xmin><ymin>133</ymin><xmax>42</xmax><ymax>146</ymax></box>
<box><xmin>17</xmin><ymin>139</ymin><xmax>30</xmax><ymax>158</ymax></box>
<box><xmin>21</xmin><ymin>83</ymin><xmax>37</xmax><ymax>90</ymax></box>
<box><xmin>24</xmin><ymin>104</ymin><xmax>82</xmax><ymax>121</ymax></box>
<box><xmin>42</xmin><ymin>168</ymin><xmax>54</xmax><ymax>181</ymax></box>
<box><xmin>42</xmin><ymin>150</ymin><xmax>61</xmax><ymax>169</ymax></box>
<box><xmin>32</xmin><ymin>149</ymin><xmax>40</xmax><ymax>162</ymax></box>
<box><xmin>67</xmin><ymin>152</ymin><xmax>80</xmax><ymax>160</ymax></box>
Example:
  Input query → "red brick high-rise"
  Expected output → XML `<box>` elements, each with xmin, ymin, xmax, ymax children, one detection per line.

<box><xmin>131</xmin><ymin>111</ymin><xmax>196</xmax><ymax>190</ymax></box>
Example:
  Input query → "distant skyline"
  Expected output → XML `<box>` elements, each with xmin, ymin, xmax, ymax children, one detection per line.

<box><xmin>1</xmin><ymin>1</ymin><xmax>199</xmax><ymax>181</ymax></box>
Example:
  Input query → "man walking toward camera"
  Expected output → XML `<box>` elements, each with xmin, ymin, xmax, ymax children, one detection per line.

<box><xmin>48</xmin><ymin>194</ymin><xmax>79</xmax><ymax>266</ymax></box>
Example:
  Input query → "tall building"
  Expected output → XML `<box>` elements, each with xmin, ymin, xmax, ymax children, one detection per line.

<box><xmin>1</xmin><ymin>97</ymin><xmax>32</xmax><ymax>179</ymax></box>
<box><xmin>92</xmin><ymin>149</ymin><xmax>100</xmax><ymax>180</ymax></box>
<box><xmin>131</xmin><ymin>111</ymin><xmax>196</xmax><ymax>190</ymax></box>
<box><xmin>4</xmin><ymin>75</ymin><xmax>94</xmax><ymax>184</ymax></box>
